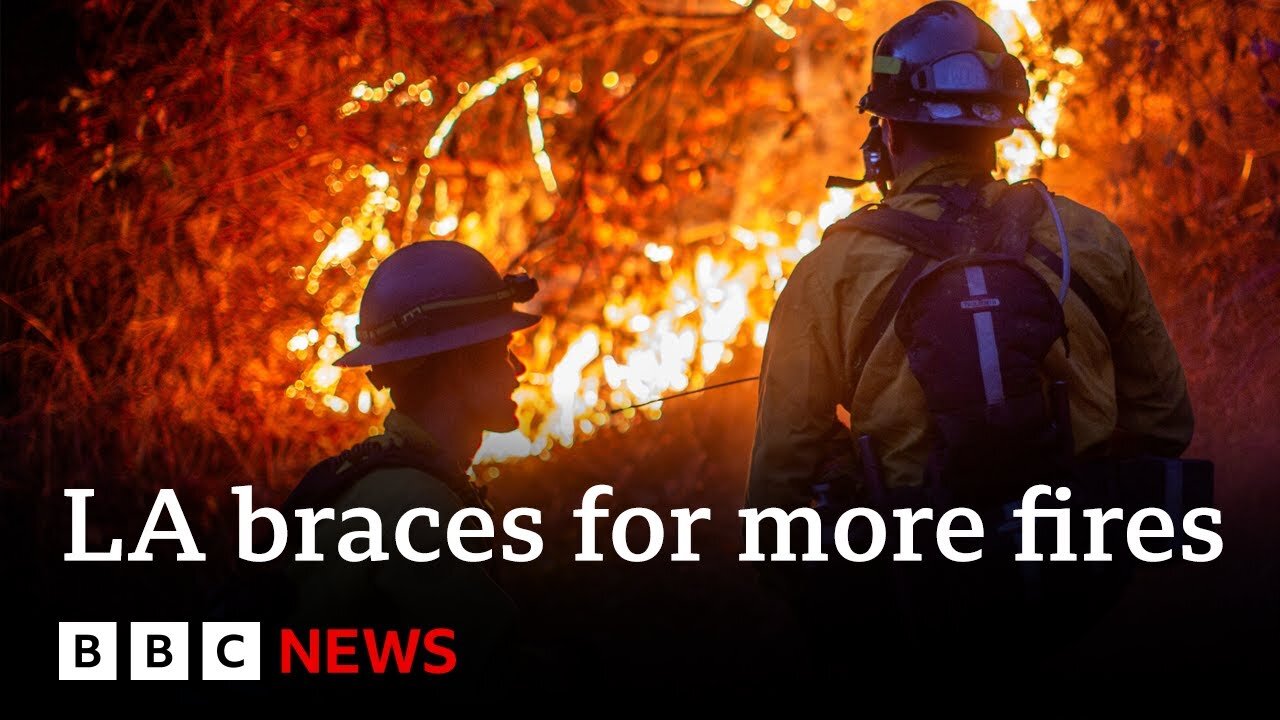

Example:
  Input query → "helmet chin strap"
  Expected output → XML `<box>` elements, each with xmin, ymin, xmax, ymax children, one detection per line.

<box><xmin>827</xmin><ymin>116</ymin><xmax>894</xmax><ymax>197</ymax></box>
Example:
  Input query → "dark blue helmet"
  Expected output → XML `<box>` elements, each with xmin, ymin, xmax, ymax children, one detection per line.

<box><xmin>859</xmin><ymin>2</ymin><xmax>1030</xmax><ymax>131</ymax></box>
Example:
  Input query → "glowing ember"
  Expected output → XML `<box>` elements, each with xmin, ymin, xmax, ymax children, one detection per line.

<box><xmin>287</xmin><ymin>0</ymin><xmax>1079</xmax><ymax>463</ymax></box>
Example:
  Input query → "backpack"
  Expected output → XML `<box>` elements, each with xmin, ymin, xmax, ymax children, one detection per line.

<box><xmin>210</xmin><ymin>438</ymin><xmax>491</xmax><ymax>625</ymax></box>
<box><xmin>810</xmin><ymin>184</ymin><xmax>1215</xmax><ymax>640</ymax></box>
<box><xmin>825</xmin><ymin>178</ymin><xmax>1110</xmax><ymax>508</ymax></box>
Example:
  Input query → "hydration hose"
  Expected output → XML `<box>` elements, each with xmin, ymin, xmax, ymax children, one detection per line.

<box><xmin>1016</xmin><ymin>177</ymin><xmax>1071</xmax><ymax>304</ymax></box>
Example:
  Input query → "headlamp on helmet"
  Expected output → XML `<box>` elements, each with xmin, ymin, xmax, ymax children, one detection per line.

<box><xmin>356</xmin><ymin>273</ymin><xmax>540</xmax><ymax>346</ymax></box>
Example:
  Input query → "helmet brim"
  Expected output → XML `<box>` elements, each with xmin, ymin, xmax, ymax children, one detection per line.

<box><xmin>863</xmin><ymin>95</ymin><xmax>1031</xmax><ymax>131</ymax></box>
<box><xmin>333</xmin><ymin>310</ymin><xmax>541</xmax><ymax>367</ymax></box>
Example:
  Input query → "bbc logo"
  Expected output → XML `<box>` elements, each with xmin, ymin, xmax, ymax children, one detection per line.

<box><xmin>58</xmin><ymin>622</ymin><xmax>260</xmax><ymax>680</ymax></box>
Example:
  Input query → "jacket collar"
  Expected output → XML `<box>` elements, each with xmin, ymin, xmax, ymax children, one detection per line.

<box><xmin>383</xmin><ymin>410</ymin><xmax>456</xmax><ymax>468</ymax></box>
<box><xmin>382</xmin><ymin>409</ymin><xmax>487</xmax><ymax>507</ymax></box>
<box><xmin>886</xmin><ymin>154</ymin><xmax>996</xmax><ymax>199</ymax></box>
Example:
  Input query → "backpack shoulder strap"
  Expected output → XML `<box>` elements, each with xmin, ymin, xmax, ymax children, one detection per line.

<box><xmin>823</xmin><ymin>199</ymin><xmax>979</xmax><ymax>403</ymax></box>
<box><xmin>847</xmin><ymin>253</ymin><xmax>931</xmax><ymax>401</ymax></box>
<box><xmin>998</xmin><ymin>184</ymin><xmax>1112</xmax><ymax>332</ymax></box>
<box><xmin>823</xmin><ymin>206</ymin><xmax>931</xmax><ymax>403</ymax></box>
<box><xmin>214</xmin><ymin>438</ymin><xmax>490</xmax><ymax>625</ymax></box>
<box><xmin>824</xmin><ymin>204</ymin><xmax>961</xmax><ymax>260</ymax></box>
<box><xmin>282</xmin><ymin>439</ymin><xmax>489</xmax><ymax>517</ymax></box>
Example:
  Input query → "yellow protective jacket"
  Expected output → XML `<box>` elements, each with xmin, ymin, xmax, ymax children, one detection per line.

<box><xmin>286</xmin><ymin>411</ymin><xmax>516</xmax><ymax>648</ymax></box>
<box><xmin>747</xmin><ymin>156</ymin><xmax>1194</xmax><ymax>510</ymax></box>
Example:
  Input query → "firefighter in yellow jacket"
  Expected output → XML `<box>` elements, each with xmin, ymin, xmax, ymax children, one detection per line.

<box><xmin>746</xmin><ymin>1</ymin><xmax>1195</xmax><ymax>666</ymax></box>
<box><xmin>749</xmin><ymin>1</ymin><xmax>1192</xmax><ymax>512</ymax></box>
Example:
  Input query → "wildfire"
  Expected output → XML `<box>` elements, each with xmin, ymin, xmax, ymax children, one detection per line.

<box><xmin>284</xmin><ymin>0</ymin><xmax>1082</xmax><ymax>464</ymax></box>
<box><xmin>988</xmin><ymin>0</ymin><xmax>1083</xmax><ymax>180</ymax></box>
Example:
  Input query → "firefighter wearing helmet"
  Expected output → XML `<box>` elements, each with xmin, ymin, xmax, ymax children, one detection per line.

<box><xmin>282</xmin><ymin>240</ymin><xmax>540</xmax><ymax>683</ymax></box>
<box><xmin>748</xmin><ymin>1</ymin><xmax>1195</xmax><ymax>670</ymax></box>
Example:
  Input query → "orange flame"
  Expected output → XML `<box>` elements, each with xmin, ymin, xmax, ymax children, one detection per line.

<box><xmin>287</xmin><ymin>0</ymin><xmax>1081</xmax><ymax>463</ymax></box>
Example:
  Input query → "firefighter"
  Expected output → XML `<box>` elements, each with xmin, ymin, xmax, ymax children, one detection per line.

<box><xmin>283</xmin><ymin>240</ymin><xmax>540</xmax><ymax>681</ymax></box>
<box><xmin>746</xmin><ymin>1</ymin><xmax>1194</xmax><ymax>670</ymax></box>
